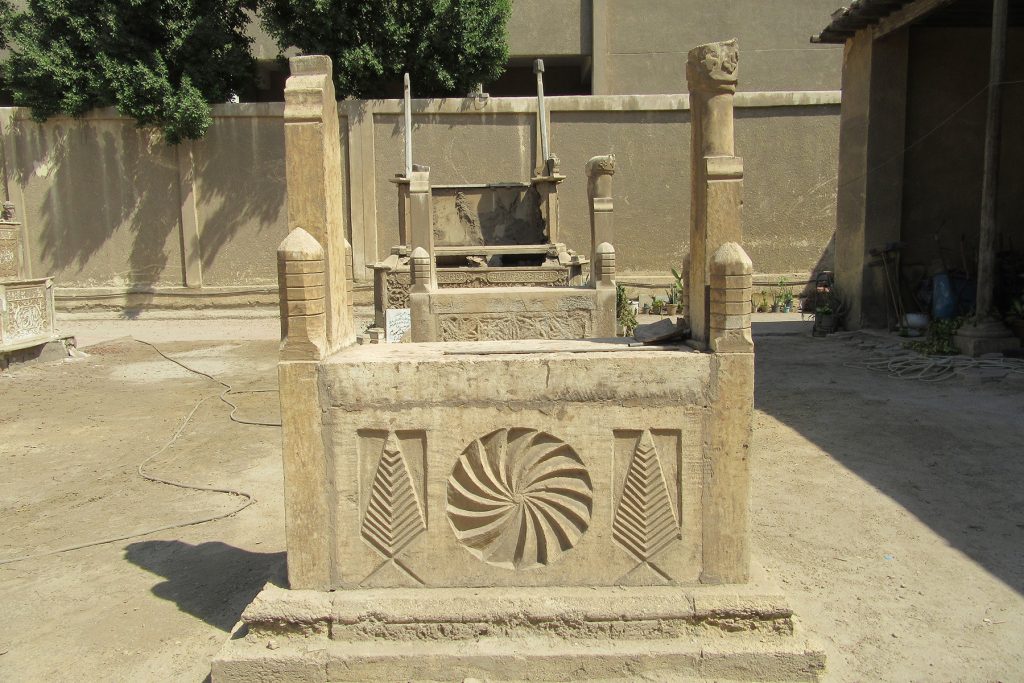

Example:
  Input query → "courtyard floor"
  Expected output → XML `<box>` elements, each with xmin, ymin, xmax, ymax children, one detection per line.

<box><xmin>0</xmin><ymin>313</ymin><xmax>1022</xmax><ymax>681</ymax></box>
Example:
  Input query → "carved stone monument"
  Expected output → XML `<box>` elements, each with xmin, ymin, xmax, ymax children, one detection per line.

<box><xmin>0</xmin><ymin>202</ymin><xmax>59</xmax><ymax>359</ymax></box>
<box><xmin>213</xmin><ymin>46</ymin><xmax>823</xmax><ymax>682</ymax></box>
<box><xmin>370</xmin><ymin>64</ymin><xmax>610</xmax><ymax>343</ymax></box>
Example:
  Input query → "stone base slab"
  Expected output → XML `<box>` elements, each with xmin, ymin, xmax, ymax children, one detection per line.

<box><xmin>953</xmin><ymin>332</ymin><xmax>1021</xmax><ymax>357</ymax></box>
<box><xmin>212</xmin><ymin>579</ymin><xmax>824</xmax><ymax>682</ymax></box>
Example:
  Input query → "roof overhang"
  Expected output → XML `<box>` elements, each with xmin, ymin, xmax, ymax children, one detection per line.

<box><xmin>812</xmin><ymin>0</ymin><xmax>955</xmax><ymax>43</ymax></box>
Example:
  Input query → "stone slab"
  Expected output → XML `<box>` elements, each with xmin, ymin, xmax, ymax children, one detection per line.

<box><xmin>953</xmin><ymin>333</ymin><xmax>1021</xmax><ymax>358</ymax></box>
<box><xmin>213</xmin><ymin>579</ymin><xmax>825</xmax><ymax>682</ymax></box>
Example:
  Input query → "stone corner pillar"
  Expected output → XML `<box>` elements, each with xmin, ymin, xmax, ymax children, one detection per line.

<box><xmin>586</xmin><ymin>154</ymin><xmax>615</xmax><ymax>275</ymax></box>
<box><xmin>593</xmin><ymin>241</ymin><xmax>617</xmax><ymax>337</ymax></box>
<box><xmin>284</xmin><ymin>55</ymin><xmax>354</xmax><ymax>352</ymax></box>
<box><xmin>709</xmin><ymin>242</ymin><xmax>753</xmax><ymax>353</ymax></box>
<box><xmin>409</xmin><ymin>246</ymin><xmax>437</xmax><ymax>342</ymax></box>
<box><xmin>275</xmin><ymin>226</ymin><xmax>332</xmax><ymax>591</ymax></box>
<box><xmin>407</xmin><ymin>165</ymin><xmax>436</xmax><ymax>289</ymax></box>
<box><xmin>277</xmin><ymin>228</ymin><xmax>327</xmax><ymax>362</ymax></box>
<box><xmin>686</xmin><ymin>39</ymin><xmax>744</xmax><ymax>346</ymax></box>
<box><xmin>701</xmin><ymin>240</ymin><xmax>754</xmax><ymax>585</ymax></box>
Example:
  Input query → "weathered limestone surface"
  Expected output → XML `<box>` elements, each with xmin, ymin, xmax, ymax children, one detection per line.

<box><xmin>215</xmin><ymin>44</ymin><xmax>821</xmax><ymax>682</ymax></box>
<box><xmin>687</xmin><ymin>39</ymin><xmax>744</xmax><ymax>346</ymax></box>
<box><xmin>284</xmin><ymin>56</ymin><xmax>354</xmax><ymax>352</ymax></box>
<box><xmin>0</xmin><ymin>204</ymin><xmax>58</xmax><ymax>354</ymax></box>
<box><xmin>213</xmin><ymin>576</ymin><xmax>825</xmax><ymax>682</ymax></box>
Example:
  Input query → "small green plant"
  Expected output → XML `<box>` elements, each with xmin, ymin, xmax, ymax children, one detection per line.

<box><xmin>907</xmin><ymin>317</ymin><xmax>963</xmax><ymax>356</ymax></box>
<box><xmin>816</xmin><ymin>304</ymin><xmax>833</xmax><ymax>316</ymax></box>
<box><xmin>651</xmin><ymin>298</ymin><xmax>664</xmax><ymax>315</ymax></box>
<box><xmin>668</xmin><ymin>267</ymin><xmax>684</xmax><ymax>305</ymax></box>
<box><xmin>616</xmin><ymin>282</ymin><xmax>637</xmax><ymax>335</ymax></box>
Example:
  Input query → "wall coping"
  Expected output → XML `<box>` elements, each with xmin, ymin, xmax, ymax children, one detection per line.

<box><xmin>0</xmin><ymin>90</ymin><xmax>840</xmax><ymax>123</ymax></box>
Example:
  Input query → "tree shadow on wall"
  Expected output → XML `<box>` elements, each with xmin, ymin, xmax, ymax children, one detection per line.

<box><xmin>191</xmin><ymin>113</ymin><xmax>287</xmax><ymax>278</ymax></box>
<box><xmin>124</xmin><ymin>540</ymin><xmax>286</xmax><ymax>632</ymax></box>
<box><xmin>13</xmin><ymin>117</ymin><xmax>180</xmax><ymax>317</ymax></box>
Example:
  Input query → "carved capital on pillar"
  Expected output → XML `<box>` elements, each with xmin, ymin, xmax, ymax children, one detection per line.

<box><xmin>686</xmin><ymin>39</ymin><xmax>739</xmax><ymax>94</ymax></box>
<box><xmin>585</xmin><ymin>154</ymin><xmax>616</xmax><ymax>199</ymax></box>
<box><xmin>595</xmin><ymin>242</ymin><xmax>616</xmax><ymax>289</ymax></box>
<box><xmin>709</xmin><ymin>242</ymin><xmax>753</xmax><ymax>353</ymax></box>
<box><xmin>278</xmin><ymin>228</ymin><xmax>327</xmax><ymax>361</ymax></box>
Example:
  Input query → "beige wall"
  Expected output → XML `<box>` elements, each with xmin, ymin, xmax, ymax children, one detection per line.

<box><xmin>594</xmin><ymin>0</ymin><xmax>843</xmax><ymax>94</ymax></box>
<box><xmin>0</xmin><ymin>91</ymin><xmax>838</xmax><ymax>306</ymax></box>
<box><xmin>508</xmin><ymin>0</ymin><xmax>592</xmax><ymax>58</ymax></box>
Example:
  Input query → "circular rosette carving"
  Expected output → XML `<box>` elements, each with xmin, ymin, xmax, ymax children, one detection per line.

<box><xmin>447</xmin><ymin>428</ymin><xmax>593</xmax><ymax>570</ymax></box>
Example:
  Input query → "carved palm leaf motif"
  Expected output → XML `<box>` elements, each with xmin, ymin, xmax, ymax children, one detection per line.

<box><xmin>613</xmin><ymin>430</ymin><xmax>679</xmax><ymax>562</ymax></box>
<box><xmin>361</xmin><ymin>432</ymin><xmax>426</xmax><ymax>558</ymax></box>
<box><xmin>447</xmin><ymin>428</ymin><xmax>593</xmax><ymax>570</ymax></box>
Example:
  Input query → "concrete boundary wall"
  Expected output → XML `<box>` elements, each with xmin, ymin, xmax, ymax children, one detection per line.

<box><xmin>0</xmin><ymin>91</ymin><xmax>840</xmax><ymax>310</ymax></box>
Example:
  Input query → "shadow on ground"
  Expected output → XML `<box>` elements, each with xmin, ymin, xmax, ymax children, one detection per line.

<box><xmin>124</xmin><ymin>540</ymin><xmax>286</xmax><ymax>632</ymax></box>
<box><xmin>753</xmin><ymin>336</ymin><xmax>1024</xmax><ymax>596</ymax></box>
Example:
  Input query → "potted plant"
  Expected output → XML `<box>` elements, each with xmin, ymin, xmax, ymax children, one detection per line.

<box><xmin>665</xmin><ymin>268</ymin><xmax>684</xmax><ymax>317</ymax></box>
<box><xmin>651</xmin><ymin>298</ymin><xmax>664</xmax><ymax>315</ymax></box>
<box><xmin>782</xmin><ymin>290</ymin><xmax>794</xmax><ymax>313</ymax></box>
<box><xmin>814</xmin><ymin>304</ymin><xmax>836</xmax><ymax>334</ymax></box>
<box><xmin>770</xmin><ymin>287</ymin><xmax>782</xmax><ymax>313</ymax></box>
<box><xmin>756</xmin><ymin>289</ymin><xmax>769</xmax><ymax>313</ymax></box>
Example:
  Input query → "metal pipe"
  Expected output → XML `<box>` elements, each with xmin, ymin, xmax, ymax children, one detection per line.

<box><xmin>976</xmin><ymin>0</ymin><xmax>1007</xmax><ymax>318</ymax></box>
<box><xmin>404</xmin><ymin>73</ymin><xmax>412</xmax><ymax>178</ymax></box>
<box><xmin>534</xmin><ymin>59</ymin><xmax>550</xmax><ymax>168</ymax></box>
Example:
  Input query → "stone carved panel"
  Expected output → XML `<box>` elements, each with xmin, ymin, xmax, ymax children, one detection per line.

<box><xmin>447</xmin><ymin>428</ymin><xmax>593</xmax><ymax>570</ymax></box>
<box><xmin>612</xmin><ymin>428</ymin><xmax>698</xmax><ymax>583</ymax></box>
<box><xmin>613</xmin><ymin>430</ymin><xmax>680</xmax><ymax>569</ymax></box>
<box><xmin>385</xmin><ymin>271</ymin><xmax>412</xmax><ymax>310</ymax></box>
<box><xmin>0</xmin><ymin>228</ymin><xmax>18</xmax><ymax>280</ymax></box>
<box><xmin>439</xmin><ymin>311</ymin><xmax>590</xmax><ymax>342</ymax></box>
<box><xmin>384</xmin><ymin>268</ymin><xmax>570</xmax><ymax>310</ymax></box>
<box><xmin>358</xmin><ymin>430</ymin><xmax>427</xmax><ymax>585</ymax></box>
<box><xmin>4</xmin><ymin>286</ymin><xmax>49</xmax><ymax>342</ymax></box>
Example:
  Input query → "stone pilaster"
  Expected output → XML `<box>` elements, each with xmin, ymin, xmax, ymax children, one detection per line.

<box><xmin>284</xmin><ymin>55</ymin><xmax>354</xmax><ymax>352</ymax></box>
<box><xmin>686</xmin><ymin>39</ymin><xmax>743</xmax><ymax>346</ymax></box>
<box><xmin>278</xmin><ymin>228</ymin><xmax>327</xmax><ymax>362</ymax></box>
<box><xmin>586</xmin><ymin>154</ymin><xmax>615</xmax><ymax>277</ymax></box>
<box><xmin>407</xmin><ymin>166</ymin><xmax>435</xmax><ymax>288</ymax></box>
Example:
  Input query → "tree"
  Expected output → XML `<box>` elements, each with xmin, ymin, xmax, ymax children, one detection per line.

<box><xmin>2</xmin><ymin>0</ymin><xmax>256</xmax><ymax>143</ymax></box>
<box><xmin>259</xmin><ymin>0</ymin><xmax>511</xmax><ymax>99</ymax></box>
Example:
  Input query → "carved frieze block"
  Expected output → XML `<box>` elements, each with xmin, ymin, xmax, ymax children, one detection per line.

<box><xmin>438</xmin><ymin>311</ymin><xmax>591</xmax><ymax>341</ymax></box>
<box><xmin>1</xmin><ymin>280</ymin><xmax>55</xmax><ymax>348</ymax></box>
<box><xmin>0</xmin><ymin>227</ymin><xmax>19</xmax><ymax>280</ymax></box>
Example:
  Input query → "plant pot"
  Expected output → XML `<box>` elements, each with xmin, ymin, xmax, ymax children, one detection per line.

<box><xmin>666</xmin><ymin>303</ymin><xmax>679</xmax><ymax>316</ymax></box>
<box><xmin>815</xmin><ymin>313</ymin><xmax>836</xmax><ymax>334</ymax></box>
<box><xmin>783</xmin><ymin>303</ymin><xmax>793</xmax><ymax>313</ymax></box>
<box><xmin>771</xmin><ymin>304</ymin><xmax>780</xmax><ymax>313</ymax></box>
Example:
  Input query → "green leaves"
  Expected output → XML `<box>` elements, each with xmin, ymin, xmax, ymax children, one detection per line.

<box><xmin>259</xmin><ymin>0</ymin><xmax>511</xmax><ymax>99</ymax></box>
<box><xmin>2</xmin><ymin>0</ymin><xmax>254</xmax><ymax>143</ymax></box>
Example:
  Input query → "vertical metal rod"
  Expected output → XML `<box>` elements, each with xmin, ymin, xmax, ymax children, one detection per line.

<box><xmin>404</xmin><ymin>73</ymin><xmax>413</xmax><ymax>178</ymax></box>
<box><xmin>976</xmin><ymin>0</ymin><xmax>1007</xmax><ymax>318</ymax></box>
<box><xmin>534</xmin><ymin>59</ymin><xmax>550</xmax><ymax>168</ymax></box>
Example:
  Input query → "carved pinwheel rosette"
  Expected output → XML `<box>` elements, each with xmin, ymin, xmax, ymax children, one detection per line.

<box><xmin>446</xmin><ymin>428</ymin><xmax>593</xmax><ymax>570</ymax></box>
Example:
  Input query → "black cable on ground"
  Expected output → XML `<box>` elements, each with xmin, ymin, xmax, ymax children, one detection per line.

<box><xmin>0</xmin><ymin>339</ymin><xmax>280</xmax><ymax>566</ymax></box>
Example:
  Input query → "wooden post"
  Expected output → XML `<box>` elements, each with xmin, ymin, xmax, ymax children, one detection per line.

<box><xmin>975</xmin><ymin>0</ymin><xmax>1007</xmax><ymax>319</ymax></box>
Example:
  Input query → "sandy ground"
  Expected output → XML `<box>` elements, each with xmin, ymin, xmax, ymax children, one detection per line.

<box><xmin>1</xmin><ymin>314</ymin><xmax>1022</xmax><ymax>681</ymax></box>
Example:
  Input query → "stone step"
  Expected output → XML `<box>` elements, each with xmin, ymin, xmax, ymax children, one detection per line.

<box><xmin>214</xmin><ymin>625</ymin><xmax>824</xmax><ymax>682</ymax></box>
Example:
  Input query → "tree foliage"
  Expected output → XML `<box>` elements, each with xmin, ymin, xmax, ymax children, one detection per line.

<box><xmin>259</xmin><ymin>0</ymin><xmax>511</xmax><ymax>99</ymax></box>
<box><xmin>2</xmin><ymin>0</ymin><xmax>255</xmax><ymax>143</ymax></box>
